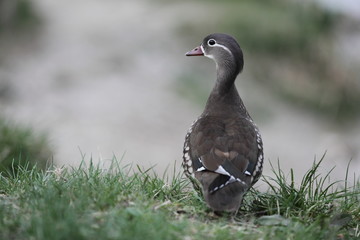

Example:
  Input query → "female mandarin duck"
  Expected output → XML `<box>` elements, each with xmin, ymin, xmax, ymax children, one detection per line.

<box><xmin>182</xmin><ymin>33</ymin><xmax>264</xmax><ymax>212</ymax></box>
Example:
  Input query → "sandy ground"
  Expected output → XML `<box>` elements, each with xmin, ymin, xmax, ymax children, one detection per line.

<box><xmin>0</xmin><ymin>0</ymin><xmax>359</xmax><ymax>187</ymax></box>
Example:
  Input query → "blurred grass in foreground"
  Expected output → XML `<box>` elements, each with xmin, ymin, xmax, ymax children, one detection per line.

<box><xmin>0</xmin><ymin>156</ymin><xmax>358</xmax><ymax>239</ymax></box>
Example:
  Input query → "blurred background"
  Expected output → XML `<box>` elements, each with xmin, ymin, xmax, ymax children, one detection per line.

<box><xmin>0</xmin><ymin>0</ymin><xmax>359</xmax><ymax>186</ymax></box>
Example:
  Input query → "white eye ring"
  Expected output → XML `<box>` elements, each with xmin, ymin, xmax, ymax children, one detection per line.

<box><xmin>207</xmin><ymin>39</ymin><xmax>216</xmax><ymax>46</ymax></box>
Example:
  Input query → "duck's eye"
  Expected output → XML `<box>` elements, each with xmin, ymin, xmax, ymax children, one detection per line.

<box><xmin>208</xmin><ymin>39</ymin><xmax>216</xmax><ymax>46</ymax></box>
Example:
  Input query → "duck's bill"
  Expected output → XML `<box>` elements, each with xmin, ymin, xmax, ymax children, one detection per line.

<box><xmin>185</xmin><ymin>46</ymin><xmax>204</xmax><ymax>56</ymax></box>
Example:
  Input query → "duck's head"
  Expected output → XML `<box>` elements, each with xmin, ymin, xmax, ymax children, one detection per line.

<box><xmin>186</xmin><ymin>33</ymin><xmax>244</xmax><ymax>75</ymax></box>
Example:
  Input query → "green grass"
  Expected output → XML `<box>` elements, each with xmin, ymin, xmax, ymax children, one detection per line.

<box><xmin>0</xmin><ymin>118</ymin><xmax>52</xmax><ymax>177</ymax></box>
<box><xmin>0</xmin><ymin>157</ymin><xmax>359</xmax><ymax>240</ymax></box>
<box><xmin>0</xmin><ymin>0</ymin><xmax>40</xmax><ymax>32</ymax></box>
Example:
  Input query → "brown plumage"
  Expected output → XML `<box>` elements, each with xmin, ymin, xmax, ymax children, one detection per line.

<box><xmin>182</xmin><ymin>33</ymin><xmax>264</xmax><ymax>212</ymax></box>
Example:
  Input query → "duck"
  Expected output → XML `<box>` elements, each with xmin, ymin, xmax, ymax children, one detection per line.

<box><xmin>182</xmin><ymin>33</ymin><xmax>264</xmax><ymax>213</ymax></box>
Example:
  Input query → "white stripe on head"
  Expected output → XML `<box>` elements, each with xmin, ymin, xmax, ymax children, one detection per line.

<box><xmin>201</xmin><ymin>44</ymin><xmax>214</xmax><ymax>59</ymax></box>
<box><xmin>212</xmin><ymin>43</ymin><xmax>232</xmax><ymax>55</ymax></box>
<box><xmin>200</xmin><ymin>45</ymin><xmax>205</xmax><ymax>54</ymax></box>
<box><xmin>201</xmin><ymin>43</ymin><xmax>232</xmax><ymax>60</ymax></box>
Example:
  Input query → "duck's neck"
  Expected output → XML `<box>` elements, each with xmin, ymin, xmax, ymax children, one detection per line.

<box><xmin>204</xmin><ymin>63</ymin><xmax>248</xmax><ymax>116</ymax></box>
<box><xmin>214</xmin><ymin>61</ymin><xmax>238</xmax><ymax>94</ymax></box>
